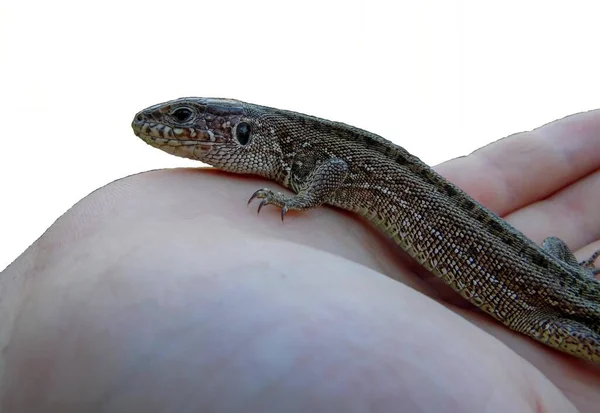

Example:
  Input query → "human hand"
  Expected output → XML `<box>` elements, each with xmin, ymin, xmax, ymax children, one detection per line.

<box><xmin>1</xmin><ymin>110</ymin><xmax>599</xmax><ymax>412</ymax></box>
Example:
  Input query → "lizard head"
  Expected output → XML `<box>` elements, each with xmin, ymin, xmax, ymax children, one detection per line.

<box><xmin>132</xmin><ymin>97</ymin><xmax>282</xmax><ymax>177</ymax></box>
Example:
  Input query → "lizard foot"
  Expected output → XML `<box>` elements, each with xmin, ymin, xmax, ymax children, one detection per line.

<box><xmin>580</xmin><ymin>248</ymin><xmax>600</xmax><ymax>276</ymax></box>
<box><xmin>248</xmin><ymin>188</ymin><xmax>295</xmax><ymax>221</ymax></box>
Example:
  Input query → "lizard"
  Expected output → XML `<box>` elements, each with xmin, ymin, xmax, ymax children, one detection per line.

<box><xmin>132</xmin><ymin>97</ymin><xmax>600</xmax><ymax>363</ymax></box>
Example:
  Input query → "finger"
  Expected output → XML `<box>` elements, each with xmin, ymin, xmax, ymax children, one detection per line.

<box><xmin>508</xmin><ymin>168</ymin><xmax>600</xmax><ymax>249</ymax></box>
<box><xmin>435</xmin><ymin>109</ymin><xmax>600</xmax><ymax>216</ymax></box>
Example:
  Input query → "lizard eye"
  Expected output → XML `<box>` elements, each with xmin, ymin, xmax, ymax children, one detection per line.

<box><xmin>171</xmin><ymin>107</ymin><xmax>194</xmax><ymax>122</ymax></box>
<box><xmin>235</xmin><ymin>122</ymin><xmax>251</xmax><ymax>145</ymax></box>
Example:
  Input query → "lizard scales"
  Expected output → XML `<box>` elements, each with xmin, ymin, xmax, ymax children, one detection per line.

<box><xmin>132</xmin><ymin>97</ymin><xmax>600</xmax><ymax>362</ymax></box>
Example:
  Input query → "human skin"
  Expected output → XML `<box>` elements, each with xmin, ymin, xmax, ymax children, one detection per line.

<box><xmin>1</xmin><ymin>110</ymin><xmax>600</xmax><ymax>412</ymax></box>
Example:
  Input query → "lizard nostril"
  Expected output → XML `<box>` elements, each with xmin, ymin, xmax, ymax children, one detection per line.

<box><xmin>136</xmin><ymin>113</ymin><xmax>144</xmax><ymax>122</ymax></box>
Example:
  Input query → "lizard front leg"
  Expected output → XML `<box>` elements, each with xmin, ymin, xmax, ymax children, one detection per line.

<box><xmin>248</xmin><ymin>158</ymin><xmax>349</xmax><ymax>221</ymax></box>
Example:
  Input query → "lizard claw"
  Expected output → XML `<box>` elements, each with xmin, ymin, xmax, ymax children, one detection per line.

<box><xmin>248</xmin><ymin>188</ymin><xmax>270</xmax><ymax>205</ymax></box>
<box><xmin>257</xmin><ymin>199</ymin><xmax>269</xmax><ymax>215</ymax></box>
<box><xmin>281</xmin><ymin>206</ymin><xmax>289</xmax><ymax>222</ymax></box>
<box><xmin>248</xmin><ymin>188</ymin><xmax>278</xmax><ymax>214</ymax></box>
<box><xmin>247</xmin><ymin>187</ymin><xmax>292</xmax><ymax>220</ymax></box>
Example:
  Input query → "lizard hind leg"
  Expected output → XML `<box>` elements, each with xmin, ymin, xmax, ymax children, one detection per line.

<box><xmin>248</xmin><ymin>158</ymin><xmax>349</xmax><ymax>221</ymax></box>
<box><xmin>542</xmin><ymin>236</ymin><xmax>600</xmax><ymax>278</ymax></box>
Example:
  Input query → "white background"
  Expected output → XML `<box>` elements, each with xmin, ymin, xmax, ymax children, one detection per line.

<box><xmin>1</xmin><ymin>0</ymin><xmax>599</xmax><ymax>270</ymax></box>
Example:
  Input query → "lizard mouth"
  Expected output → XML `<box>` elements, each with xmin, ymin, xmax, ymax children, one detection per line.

<box><xmin>131</xmin><ymin>119</ymin><xmax>216</xmax><ymax>160</ymax></box>
<box><xmin>131</xmin><ymin>119</ymin><xmax>216</xmax><ymax>144</ymax></box>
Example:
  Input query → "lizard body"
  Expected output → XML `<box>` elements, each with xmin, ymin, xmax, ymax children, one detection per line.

<box><xmin>132</xmin><ymin>97</ymin><xmax>600</xmax><ymax>362</ymax></box>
